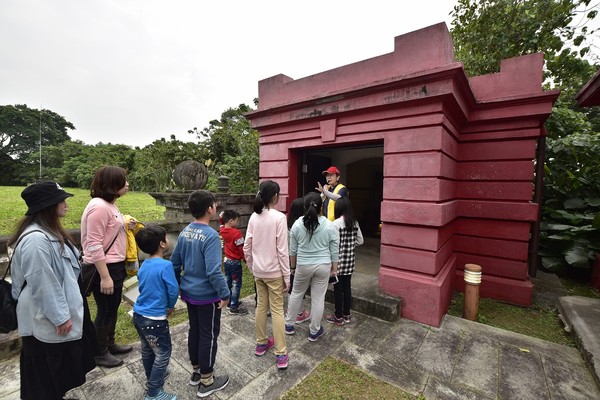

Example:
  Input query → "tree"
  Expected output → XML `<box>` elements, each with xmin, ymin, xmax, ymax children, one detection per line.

<box><xmin>190</xmin><ymin>103</ymin><xmax>259</xmax><ymax>193</ymax></box>
<box><xmin>450</xmin><ymin>0</ymin><xmax>600</xmax><ymax>272</ymax></box>
<box><xmin>451</xmin><ymin>0</ymin><xmax>596</xmax><ymax>78</ymax></box>
<box><xmin>0</xmin><ymin>104</ymin><xmax>75</xmax><ymax>184</ymax></box>
<box><xmin>0</xmin><ymin>104</ymin><xmax>74</xmax><ymax>159</ymax></box>
<box><xmin>29</xmin><ymin>140</ymin><xmax>89</xmax><ymax>186</ymax></box>
<box><xmin>129</xmin><ymin>135</ymin><xmax>208</xmax><ymax>192</ymax></box>
<box><xmin>60</xmin><ymin>142</ymin><xmax>135</xmax><ymax>189</ymax></box>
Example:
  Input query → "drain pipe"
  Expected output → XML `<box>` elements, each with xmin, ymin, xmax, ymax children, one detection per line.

<box><xmin>464</xmin><ymin>264</ymin><xmax>482</xmax><ymax>321</ymax></box>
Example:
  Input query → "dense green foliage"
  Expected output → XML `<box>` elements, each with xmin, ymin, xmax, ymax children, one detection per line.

<box><xmin>541</xmin><ymin>134</ymin><xmax>600</xmax><ymax>270</ymax></box>
<box><xmin>129</xmin><ymin>135</ymin><xmax>208</xmax><ymax>192</ymax></box>
<box><xmin>451</xmin><ymin>0</ymin><xmax>596</xmax><ymax>87</ymax></box>
<box><xmin>451</xmin><ymin>0</ymin><xmax>600</xmax><ymax>273</ymax></box>
<box><xmin>189</xmin><ymin>103</ymin><xmax>259</xmax><ymax>194</ymax></box>
<box><xmin>0</xmin><ymin>105</ymin><xmax>75</xmax><ymax>185</ymax></box>
<box><xmin>0</xmin><ymin>103</ymin><xmax>259</xmax><ymax>194</ymax></box>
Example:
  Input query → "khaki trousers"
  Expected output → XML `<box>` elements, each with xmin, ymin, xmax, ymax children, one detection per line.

<box><xmin>255</xmin><ymin>277</ymin><xmax>287</xmax><ymax>356</ymax></box>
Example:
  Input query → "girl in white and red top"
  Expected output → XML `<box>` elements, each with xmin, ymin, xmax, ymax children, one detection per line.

<box><xmin>243</xmin><ymin>180</ymin><xmax>291</xmax><ymax>370</ymax></box>
<box><xmin>81</xmin><ymin>166</ymin><xmax>137</xmax><ymax>368</ymax></box>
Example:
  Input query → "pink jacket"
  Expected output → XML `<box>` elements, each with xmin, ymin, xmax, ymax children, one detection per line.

<box><xmin>243</xmin><ymin>208</ymin><xmax>290</xmax><ymax>285</ymax></box>
<box><xmin>81</xmin><ymin>198</ymin><xmax>127</xmax><ymax>264</ymax></box>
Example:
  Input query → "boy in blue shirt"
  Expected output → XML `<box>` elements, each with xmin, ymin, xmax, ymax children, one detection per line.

<box><xmin>171</xmin><ymin>190</ymin><xmax>230</xmax><ymax>398</ymax></box>
<box><xmin>133</xmin><ymin>225</ymin><xmax>179</xmax><ymax>400</ymax></box>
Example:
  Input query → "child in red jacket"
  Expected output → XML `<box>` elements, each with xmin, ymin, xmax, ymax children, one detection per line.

<box><xmin>219</xmin><ymin>210</ymin><xmax>248</xmax><ymax>315</ymax></box>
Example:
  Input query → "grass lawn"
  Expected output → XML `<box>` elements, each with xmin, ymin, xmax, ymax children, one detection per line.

<box><xmin>0</xmin><ymin>186</ymin><xmax>165</xmax><ymax>236</ymax></box>
<box><xmin>281</xmin><ymin>356</ymin><xmax>418</xmax><ymax>400</ymax></box>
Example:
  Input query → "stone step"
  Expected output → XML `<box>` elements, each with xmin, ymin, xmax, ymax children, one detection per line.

<box><xmin>324</xmin><ymin>272</ymin><xmax>401</xmax><ymax>322</ymax></box>
<box><xmin>558</xmin><ymin>295</ymin><xmax>600</xmax><ymax>389</ymax></box>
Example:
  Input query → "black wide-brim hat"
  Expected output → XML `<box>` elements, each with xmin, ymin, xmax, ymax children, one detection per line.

<box><xmin>21</xmin><ymin>181</ymin><xmax>74</xmax><ymax>215</ymax></box>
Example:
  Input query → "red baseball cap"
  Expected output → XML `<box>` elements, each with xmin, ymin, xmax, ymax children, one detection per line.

<box><xmin>322</xmin><ymin>166</ymin><xmax>340</xmax><ymax>175</ymax></box>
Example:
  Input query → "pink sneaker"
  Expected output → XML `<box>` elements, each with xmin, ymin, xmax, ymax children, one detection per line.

<box><xmin>255</xmin><ymin>337</ymin><xmax>274</xmax><ymax>356</ymax></box>
<box><xmin>295</xmin><ymin>309</ymin><xmax>310</xmax><ymax>324</ymax></box>
<box><xmin>276</xmin><ymin>353</ymin><xmax>289</xmax><ymax>369</ymax></box>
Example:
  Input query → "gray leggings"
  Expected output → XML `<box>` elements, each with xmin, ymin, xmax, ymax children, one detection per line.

<box><xmin>285</xmin><ymin>263</ymin><xmax>330</xmax><ymax>335</ymax></box>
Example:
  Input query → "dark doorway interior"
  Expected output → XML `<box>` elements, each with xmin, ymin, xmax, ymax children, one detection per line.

<box><xmin>296</xmin><ymin>143</ymin><xmax>384</xmax><ymax>277</ymax></box>
<box><xmin>297</xmin><ymin>143</ymin><xmax>383</xmax><ymax>237</ymax></box>
<box><xmin>301</xmin><ymin>154</ymin><xmax>331</xmax><ymax>197</ymax></box>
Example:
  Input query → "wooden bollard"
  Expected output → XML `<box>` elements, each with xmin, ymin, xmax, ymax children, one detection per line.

<box><xmin>463</xmin><ymin>263</ymin><xmax>482</xmax><ymax>321</ymax></box>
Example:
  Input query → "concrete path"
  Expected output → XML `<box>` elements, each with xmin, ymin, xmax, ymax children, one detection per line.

<box><xmin>1</xmin><ymin>299</ymin><xmax>598</xmax><ymax>400</ymax></box>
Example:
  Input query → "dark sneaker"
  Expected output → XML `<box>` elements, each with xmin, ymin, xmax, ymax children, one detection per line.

<box><xmin>197</xmin><ymin>375</ymin><xmax>229</xmax><ymax>398</ymax></box>
<box><xmin>276</xmin><ymin>353</ymin><xmax>289</xmax><ymax>369</ymax></box>
<box><xmin>308</xmin><ymin>326</ymin><xmax>325</xmax><ymax>342</ymax></box>
<box><xmin>285</xmin><ymin>324</ymin><xmax>296</xmax><ymax>335</ymax></box>
<box><xmin>189</xmin><ymin>368</ymin><xmax>201</xmax><ymax>386</ymax></box>
<box><xmin>255</xmin><ymin>337</ymin><xmax>275</xmax><ymax>356</ymax></box>
<box><xmin>295</xmin><ymin>309</ymin><xmax>310</xmax><ymax>324</ymax></box>
<box><xmin>229</xmin><ymin>306</ymin><xmax>248</xmax><ymax>315</ymax></box>
<box><xmin>343</xmin><ymin>314</ymin><xmax>352</xmax><ymax>324</ymax></box>
<box><xmin>325</xmin><ymin>314</ymin><xmax>344</xmax><ymax>326</ymax></box>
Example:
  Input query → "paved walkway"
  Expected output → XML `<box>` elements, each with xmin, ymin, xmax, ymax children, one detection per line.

<box><xmin>1</xmin><ymin>298</ymin><xmax>599</xmax><ymax>400</ymax></box>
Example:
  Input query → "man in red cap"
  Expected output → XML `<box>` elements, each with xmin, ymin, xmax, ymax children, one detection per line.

<box><xmin>316</xmin><ymin>166</ymin><xmax>349</xmax><ymax>221</ymax></box>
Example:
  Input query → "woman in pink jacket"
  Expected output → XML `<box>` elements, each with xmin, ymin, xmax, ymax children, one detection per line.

<box><xmin>243</xmin><ymin>180</ymin><xmax>291</xmax><ymax>370</ymax></box>
<box><xmin>81</xmin><ymin>166</ymin><xmax>137</xmax><ymax>368</ymax></box>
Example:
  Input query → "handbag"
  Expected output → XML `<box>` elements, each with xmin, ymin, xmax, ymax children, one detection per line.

<box><xmin>0</xmin><ymin>230</ymin><xmax>43</xmax><ymax>334</ymax></box>
<box><xmin>80</xmin><ymin>232</ymin><xmax>120</xmax><ymax>296</ymax></box>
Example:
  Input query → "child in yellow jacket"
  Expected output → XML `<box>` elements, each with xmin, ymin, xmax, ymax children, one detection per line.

<box><xmin>124</xmin><ymin>215</ymin><xmax>144</xmax><ymax>277</ymax></box>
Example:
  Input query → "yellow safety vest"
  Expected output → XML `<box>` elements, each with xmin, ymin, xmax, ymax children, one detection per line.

<box><xmin>326</xmin><ymin>184</ymin><xmax>347</xmax><ymax>221</ymax></box>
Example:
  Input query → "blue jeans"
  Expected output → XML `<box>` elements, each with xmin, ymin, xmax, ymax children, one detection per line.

<box><xmin>224</xmin><ymin>259</ymin><xmax>243</xmax><ymax>309</ymax></box>
<box><xmin>133</xmin><ymin>313</ymin><xmax>172</xmax><ymax>397</ymax></box>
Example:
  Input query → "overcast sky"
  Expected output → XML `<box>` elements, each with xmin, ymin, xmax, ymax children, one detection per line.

<box><xmin>0</xmin><ymin>0</ymin><xmax>456</xmax><ymax>148</ymax></box>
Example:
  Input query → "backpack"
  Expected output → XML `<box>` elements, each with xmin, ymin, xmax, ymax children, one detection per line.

<box><xmin>0</xmin><ymin>230</ymin><xmax>43</xmax><ymax>334</ymax></box>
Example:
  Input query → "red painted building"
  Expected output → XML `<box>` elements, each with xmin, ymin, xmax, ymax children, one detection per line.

<box><xmin>246</xmin><ymin>23</ymin><xmax>559</xmax><ymax>326</ymax></box>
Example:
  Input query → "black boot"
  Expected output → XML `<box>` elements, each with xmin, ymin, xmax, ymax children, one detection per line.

<box><xmin>107</xmin><ymin>316</ymin><xmax>132</xmax><ymax>355</ymax></box>
<box><xmin>108</xmin><ymin>343</ymin><xmax>133</xmax><ymax>355</ymax></box>
<box><xmin>95</xmin><ymin>324</ymin><xmax>124</xmax><ymax>367</ymax></box>
<box><xmin>94</xmin><ymin>351</ymin><xmax>123</xmax><ymax>368</ymax></box>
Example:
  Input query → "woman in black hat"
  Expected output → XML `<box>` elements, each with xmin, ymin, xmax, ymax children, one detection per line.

<box><xmin>9</xmin><ymin>181</ymin><xmax>95</xmax><ymax>400</ymax></box>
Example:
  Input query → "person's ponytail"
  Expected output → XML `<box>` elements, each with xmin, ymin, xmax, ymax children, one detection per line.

<box><xmin>253</xmin><ymin>180</ymin><xmax>280</xmax><ymax>214</ymax></box>
<box><xmin>302</xmin><ymin>192</ymin><xmax>323</xmax><ymax>240</ymax></box>
<box><xmin>253</xmin><ymin>192</ymin><xmax>265</xmax><ymax>214</ymax></box>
